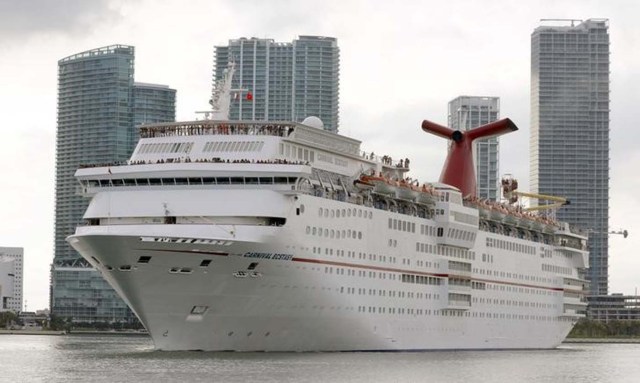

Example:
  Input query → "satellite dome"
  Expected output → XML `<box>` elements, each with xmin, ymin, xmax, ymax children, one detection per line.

<box><xmin>301</xmin><ymin>116</ymin><xmax>324</xmax><ymax>130</ymax></box>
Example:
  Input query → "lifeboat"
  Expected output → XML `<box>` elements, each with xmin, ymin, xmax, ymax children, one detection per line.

<box><xmin>516</xmin><ymin>215</ymin><xmax>533</xmax><ymax>229</ymax></box>
<box><xmin>503</xmin><ymin>212</ymin><xmax>518</xmax><ymax>225</ymax></box>
<box><xmin>361</xmin><ymin>174</ymin><xmax>396</xmax><ymax>195</ymax></box>
<box><xmin>354</xmin><ymin>175</ymin><xmax>375</xmax><ymax>191</ymax></box>
<box><xmin>417</xmin><ymin>184</ymin><xmax>439</xmax><ymax>205</ymax></box>
<box><xmin>477</xmin><ymin>207</ymin><xmax>490</xmax><ymax>219</ymax></box>
<box><xmin>489</xmin><ymin>205</ymin><xmax>506</xmax><ymax>221</ymax></box>
<box><xmin>396</xmin><ymin>180</ymin><xmax>419</xmax><ymax>201</ymax></box>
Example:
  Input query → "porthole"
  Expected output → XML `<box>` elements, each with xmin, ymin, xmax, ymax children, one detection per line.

<box><xmin>306</xmin><ymin>226</ymin><xmax>310</xmax><ymax>234</ymax></box>
<box><xmin>331</xmin><ymin>210</ymin><xmax>335</xmax><ymax>218</ymax></box>
<box><xmin>347</xmin><ymin>209</ymin><xmax>351</xmax><ymax>217</ymax></box>
<box><xmin>300</xmin><ymin>204</ymin><xmax>305</xmax><ymax>213</ymax></box>
<box><xmin>319</xmin><ymin>207</ymin><xmax>323</xmax><ymax>216</ymax></box>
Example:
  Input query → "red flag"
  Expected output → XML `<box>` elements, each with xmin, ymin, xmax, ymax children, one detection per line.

<box><xmin>246</xmin><ymin>91</ymin><xmax>253</xmax><ymax>101</ymax></box>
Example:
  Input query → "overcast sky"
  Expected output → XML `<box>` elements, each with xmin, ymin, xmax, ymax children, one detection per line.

<box><xmin>1</xmin><ymin>0</ymin><xmax>638</xmax><ymax>310</ymax></box>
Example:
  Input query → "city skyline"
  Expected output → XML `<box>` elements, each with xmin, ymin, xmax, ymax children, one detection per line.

<box><xmin>0</xmin><ymin>0</ymin><xmax>638</xmax><ymax>310</ymax></box>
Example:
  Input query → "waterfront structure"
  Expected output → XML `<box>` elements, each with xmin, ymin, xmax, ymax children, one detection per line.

<box><xmin>52</xmin><ymin>45</ymin><xmax>176</xmax><ymax>323</ymax></box>
<box><xmin>65</xmin><ymin>68</ymin><xmax>588</xmax><ymax>351</ymax></box>
<box><xmin>530</xmin><ymin>19</ymin><xmax>610</xmax><ymax>295</ymax></box>
<box><xmin>587</xmin><ymin>295</ymin><xmax>640</xmax><ymax>322</ymax></box>
<box><xmin>213</xmin><ymin>36</ymin><xmax>340</xmax><ymax>132</ymax></box>
<box><xmin>448</xmin><ymin>96</ymin><xmax>500</xmax><ymax>200</ymax></box>
<box><xmin>0</xmin><ymin>247</ymin><xmax>23</xmax><ymax>312</ymax></box>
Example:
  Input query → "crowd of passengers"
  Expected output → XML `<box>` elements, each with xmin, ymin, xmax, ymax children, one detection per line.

<box><xmin>98</xmin><ymin>158</ymin><xmax>311</xmax><ymax>166</ymax></box>
<box><xmin>362</xmin><ymin>151</ymin><xmax>411</xmax><ymax>169</ymax></box>
<box><xmin>464</xmin><ymin>196</ymin><xmax>558</xmax><ymax>227</ymax></box>
<box><xmin>139</xmin><ymin>124</ymin><xmax>295</xmax><ymax>138</ymax></box>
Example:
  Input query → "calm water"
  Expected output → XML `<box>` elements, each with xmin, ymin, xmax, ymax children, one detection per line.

<box><xmin>1</xmin><ymin>335</ymin><xmax>640</xmax><ymax>382</ymax></box>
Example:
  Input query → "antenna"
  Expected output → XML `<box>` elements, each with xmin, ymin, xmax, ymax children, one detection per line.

<box><xmin>196</xmin><ymin>61</ymin><xmax>251</xmax><ymax>121</ymax></box>
<box><xmin>540</xmin><ymin>19</ymin><xmax>583</xmax><ymax>27</ymax></box>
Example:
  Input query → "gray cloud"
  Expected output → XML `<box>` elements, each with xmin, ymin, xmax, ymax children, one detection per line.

<box><xmin>0</xmin><ymin>0</ymin><xmax>122</xmax><ymax>42</ymax></box>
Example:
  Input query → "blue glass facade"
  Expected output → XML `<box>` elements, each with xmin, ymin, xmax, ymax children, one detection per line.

<box><xmin>52</xmin><ymin>45</ymin><xmax>175</xmax><ymax>323</ymax></box>
<box><xmin>214</xmin><ymin>36</ymin><xmax>340</xmax><ymax>132</ymax></box>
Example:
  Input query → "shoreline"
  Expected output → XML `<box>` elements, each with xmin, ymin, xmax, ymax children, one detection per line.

<box><xmin>0</xmin><ymin>329</ymin><xmax>149</xmax><ymax>336</ymax></box>
<box><xmin>563</xmin><ymin>338</ymin><xmax>640</xmax><ymax>344</ymax></box>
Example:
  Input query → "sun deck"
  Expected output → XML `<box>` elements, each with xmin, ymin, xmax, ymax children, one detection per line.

<box><xmin>138</xmin><ymin>120</ymin><xmax>297</xmax><ymax>139</ymax></box>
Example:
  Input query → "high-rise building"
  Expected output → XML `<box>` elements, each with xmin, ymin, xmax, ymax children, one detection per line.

<box><xmin>448</xmin><ymin>96</ymin><xmax>500</xmax><ymax>200</ymax></box>
<box><xmin>133</xmin><ymin>82</ymin><xmax>177</xmax><ymax>141</ymax></box>
<box><xmin>0</xmin><ymin>247</ymin><xmax>23</xmax><ymax>312</ymax></box>
<box><xmin>530</xmin><ymin>19</ymin><xmax>610</xmax><ymax>295</ymax></box>
<box><xmin>214</xmin><ymin>36</ymin><xmax>340</xmax><ymax>132</ymax></box>
<box><xmin>52</xmin><ymin>45</ymin><xmax>176</xmax><ymax>323</ymax></box>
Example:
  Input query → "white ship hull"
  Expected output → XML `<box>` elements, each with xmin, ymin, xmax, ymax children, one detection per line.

<box><xmin>69</xmin><ymin>192</ymin><xmax>579</xmax><ymax>351</ymax></box>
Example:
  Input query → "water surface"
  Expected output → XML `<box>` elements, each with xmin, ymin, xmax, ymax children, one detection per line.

<box><xmin>1</xmin><ymin>335</ymin><xmax>639</xmax><ymax>382</ymax></box>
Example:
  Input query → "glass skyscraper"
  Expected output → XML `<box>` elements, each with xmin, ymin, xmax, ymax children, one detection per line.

<box><xmin>448</xmin><ymin>96</ymin><xmax>500</xmax><ymax>200</ymax></box>
<box><xmin>133</xmin><ymin>82</ymin><xmax>177</xmax><ymax>142</ymax></box>
<box><xmin>52</xmin><ymin>45</ymin><xmax>176</xmax><ymax>323</ymax></box>
<box><xmin>530</xmin><ymin>19</ymin><xmax>610</xmax><ymax>295</ymax></box>
<box><xmin>214</xmin><ymin>36</ymin><xmax>340</xmax><ymax>132</ymax></box>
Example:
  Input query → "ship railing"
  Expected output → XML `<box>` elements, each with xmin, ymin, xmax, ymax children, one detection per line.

<box><xmin>78</xmin><ymin>158</ymin><xmax>311</xmax><ymax>169</ymax></box>
<box><xmin>359</xmin><ymin>150</ymin><xmax>410</xmax><ymax>169</ymax></box>
<box><xmin>138</xmin><ymin>121</ymin><xmax>297</xmax><ymax>139</ymax></box>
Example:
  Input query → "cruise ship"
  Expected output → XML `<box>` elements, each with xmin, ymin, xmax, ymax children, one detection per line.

<box><xmin>68</xmin><ymin>67</ymin><xmax>588</xmax><ymax>351</ymax></box>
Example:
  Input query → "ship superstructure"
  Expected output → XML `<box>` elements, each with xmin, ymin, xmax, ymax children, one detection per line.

<box><xmin>68</xmin><ymin>112</ymin><xmax>588</xmax><ymax>350</ymax></box>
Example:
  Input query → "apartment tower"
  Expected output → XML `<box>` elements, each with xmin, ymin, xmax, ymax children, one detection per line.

<box><xmin>531</xmin><ymin>19</ymin><xmax>610</xmax><ymax>295</ymax></box>
<box><xmin>214</xmin><ymin>36</ymin><xmax>340</xmax><ymax>132</ymax></box>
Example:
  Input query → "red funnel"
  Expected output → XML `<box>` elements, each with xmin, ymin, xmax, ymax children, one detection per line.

<box><xmin>422</xmin><ymin>118</ymin><xmax>518</xmax><ymax>198</ymax></box>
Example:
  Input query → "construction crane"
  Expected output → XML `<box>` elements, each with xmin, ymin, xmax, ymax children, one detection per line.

<box><xmin>609</xmin><ymin>229</ymin><xmax>629</xmax><ymax>238</ymax></box>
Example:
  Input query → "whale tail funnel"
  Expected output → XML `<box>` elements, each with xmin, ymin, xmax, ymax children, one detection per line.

<box><xmin>421</xmin><ymin>118</ymin><xmax>518</xmax><ymax>198</ymax></box>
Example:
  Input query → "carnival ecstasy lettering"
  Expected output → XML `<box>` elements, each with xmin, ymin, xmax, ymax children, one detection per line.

<box><xmin>244</xmin><ymin>252</ymin><xmax>293</xmax><ymax>261</ymax></box>
<box><xmin>317</xmin><ymin>153</ymin><xmax>348</xmax><ymax>167</ymax></box>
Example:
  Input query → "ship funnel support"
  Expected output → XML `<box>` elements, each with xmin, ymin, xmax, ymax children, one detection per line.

<box><xmin>421</xmin><ymin>118</ymin><xmax>518</xmax><ymax>198</ymax></box>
